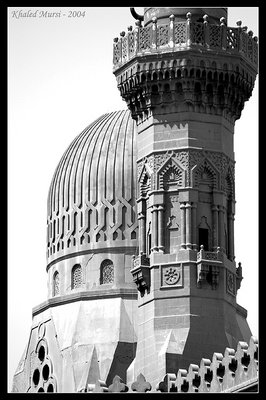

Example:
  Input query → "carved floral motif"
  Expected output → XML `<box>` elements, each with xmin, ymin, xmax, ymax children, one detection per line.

<box><xmin>164</xmin><ymin>267</ymin><xmax>180</xmax><ymax>285</ymax></box>
<box><xmin>161</xmin><ymin>265</ymin><xmax>182</xmax><ymax>287</ymax></box>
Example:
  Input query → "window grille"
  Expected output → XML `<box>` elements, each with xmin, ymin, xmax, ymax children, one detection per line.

<box><xmin>100</xmin><ymin>260</ymin><xmax>114</xmax><ymax>284</ymax></box>
<box><xmin>71</xmin><ymin>264</ymin><xmax>82</xmax><ymax>289</ymax></box>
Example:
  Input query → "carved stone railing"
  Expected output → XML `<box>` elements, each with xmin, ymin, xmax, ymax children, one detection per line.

<box><xmin>197</xmin><ymin>245</ymin><xmax>223</xmax><ymax>262</ymax></box>
<box><xmin>156</xmin><ymin>336</ymin><xmax>258</xmax><ymax>393</ymax></box>
<box><xmin>196</xmin><ymin>246</ymin><xmax>223</xmax><ymax>289</ymax></box>
<box><xmin>113</xmin><ymin>13</ymin><xmax>258</xmax><ymax>71</ymax></box>
<box><xmin>79</xmin><ymin>336</ymin><xmax>258</xmax><ymax>392</ymax></box>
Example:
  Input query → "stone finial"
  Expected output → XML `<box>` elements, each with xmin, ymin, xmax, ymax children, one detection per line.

<box><xmin>236</xmin><ymin>262</ymin><xmax>242</xmax><ymax>275</ymax></box>
<box><xmin>187</xmin><ymin>364</ymin><xmax>200</xmax><ymax>392</ymax></box>
<box><xmin>203</xmin><ymin>14</ymin><xmax>209</xmax><ymax>23</ymax></box>
<box><xmin>248</xmin><ymin>30</ymin><xmax>253</xmax><ymax>37</ymax></box>
<box><xmin>128</xmin><ymin>26</ymin><xmax>133</xmax><ymax>31</ymax></box>
<box><xmin>152</xmin><ymin>16</ymin><xmax>157</xmax><ymax>23</ymax></box>
<box><xmin>199</xmin><ymin>358</ymin><xmax>213</xmax><ymax>391</ymax></box>
<box><xmin>220</xmin><ymin>17</ymin><xmax>226</xmax><ymax>26</ymax></box>
<box><xmin>222</xmin><ymin>348</ymin><xmax>237</xmax><ymax>390</ymax></box>
<box><xmin>247</xmin><ymin>336</ymin><xmax>258</xmax><ymax>380</ymax></box>
<box><xmin>156</xmin><ymin>373</ymin><xmax>177</xmax><ymax>392</ymax></box>
<box><xmin>176</xmin><ymin>369</ymin><xmax>189</xmax><ymax>392</ymax></box>
<box><xmin>113</xmin><ymin>37</ymin><xmax>119</xmax><ymax>43</ymax></box>
<box><xmin>169</xmin><ymin>14</ymin><xmax>175</xmax><ymax>21</ymax></box>
<box><xmin>108</xmin><ymin>375</ymin><xmax>128</xmax><ymax>392</ymax></box>
<box><xmin>236</xmin><ymin>262</ymin><xmax>243</xmax><ymax>290</ymax></box>
<box><xmin>120</xmin><ymin>31</ymin><xmax>125</xmax><ymax>37</ymax></box>
<box><xmin>234</xmin><ymin>341</ymin><xmax>250</xmax><ymax>385</ymax></box>
<box><xmin>186</xmin><ymin>12</ymin><xmax>192</xmax><ymax>20</ymax></box>
<box><xmin>135</xmin><ymin>20</ymin><xmax>141</xmax><ymax>27</ymax></box>
<box><xmin>242</xmin><ymin>26</ymin><xmax>248</xmax><ymax>32</ymax></box>
<box><xmin>253</xmin><ymin>36</ymin><xmax>258</xmax><ymax>42</ymax></box>
<box><xmin>210</xmin><ymin>352</ymin><xmax>225</xmax><ymax>392</ymax></box>
<box><xmin>131</xmin><ymin>373</ymin><xmax>152</xmax><ymax>392</ymax></box>
<box><xmin>236</xmin><ymin>20</ymin><xmax>242</xmax><ymax>27</ymax></box>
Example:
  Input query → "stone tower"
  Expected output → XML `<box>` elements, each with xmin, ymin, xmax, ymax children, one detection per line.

<box><xmin>112</xmin><ymin>7</ymin><xmax>258</xmax><ymax>387</ymax></box>
<box><xmin>11</xmin><ymin>7</ymin><xmax>258</xmax><ymax>393</ymax></box>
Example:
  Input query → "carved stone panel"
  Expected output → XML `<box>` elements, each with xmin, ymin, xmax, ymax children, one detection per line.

<box><xmin>226</xmin><ymin>270</ymin><xmax>236</xmax><ymax>296</ymax></box>
<box><xmin>161</xmin><ymin>264</ymin><xmax>183</xmax><ymax>288</ymax></box>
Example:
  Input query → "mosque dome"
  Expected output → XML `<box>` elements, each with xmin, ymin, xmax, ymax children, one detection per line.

<box><xmin>46</xmin><ymin>110</ymin><xmax>138</xmax><ymax>269</ymax></box>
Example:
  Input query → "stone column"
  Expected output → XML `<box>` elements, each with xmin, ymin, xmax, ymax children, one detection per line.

<box><xmin>180</xmin><ymin>203</ymin><xmax>186</xmax><ymax>249</ymax></box>
<box><xmin>227</xmin><ymin>212</ymin><xmax>235</xmax><ymax>261</ymax></box>
<box><xmin>138</xmin><ymin>209</ymin><xmax>146</xmax><ymax>255</ymax></box>
<box><xmin>186</xmin><ymin>202</ymin><xmax>192</xmax><ymax>249</ymax></box>
<box><xmin>151</xmin><ymin>205</ymin><xmax>158</xmax><ymax>252</ymax></box>
<box><xmin>158</xmin><ymin>204</ymin><xmax>165</xmax><ymax>253</ymax></box>
<box><xmin>192</xmin><ymin>203</ymin><xmax>197</xmax><ymax>250</ymax></box>
<box><xmin>212</xmin><ymin>205</ymin><xmax>219</xmax><ymax>251</ymax></box>
<box><xmin>218</xmin><ymin>205</ymin><xmax>225</xmax><ymax>252</ymax></box>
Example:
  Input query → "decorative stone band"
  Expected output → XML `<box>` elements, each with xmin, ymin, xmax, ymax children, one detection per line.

<box><xmin>80</xmin><ymin>336</ymin><xmax>258</xmax><ymax>393</ymax></box>
<box><xmin>137</xmin><ymin>149</ymin><xmax>235</xmax><ymax>195</ymax></box>
<box><xmin>113</xmin><ymin>14</ymin><xmax>258</xmax><ymax>71</ymax></box>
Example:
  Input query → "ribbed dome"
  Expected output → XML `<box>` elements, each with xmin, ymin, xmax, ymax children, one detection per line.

<box><xmin>47</xmin><ymin>110</ymin><xmax>138</xmax><ymax>266</ymax></box>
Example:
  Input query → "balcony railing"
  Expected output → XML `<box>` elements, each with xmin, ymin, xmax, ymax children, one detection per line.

<box><xmin>197</xmin><ymin>245</ymin><xmax>223</xmax><ymax>262</ymax></box>
<box><xmin>113</xmin><ymin>14</ymin><xmax>258</xmax><ymax>71</ymax></box>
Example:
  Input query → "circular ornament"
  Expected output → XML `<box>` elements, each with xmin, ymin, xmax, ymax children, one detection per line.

<box><xmin>164</xmin><ymin>267</ymin><xmax>180</xmax><ymax>285</ymax></box>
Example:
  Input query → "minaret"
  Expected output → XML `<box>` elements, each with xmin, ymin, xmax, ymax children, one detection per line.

<box><xmin>113</xmin><ymin>7</ymin><xmax>258</xmax><ymax>387</ymax></box>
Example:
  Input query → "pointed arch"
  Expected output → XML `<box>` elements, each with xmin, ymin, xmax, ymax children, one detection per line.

<box><xmin>192</xmin><ymin>157</ymin><xmax>219</xmax><ymax>189</ymax></box>
<box><xmin>157</xmin><ymin>157</ymin><xmax>185</xmax><ymax>190</ymax></box>
<box><xmin>71</xmin><ymin>264</ymin><xmax>82</xmax><ymax>289</ymax></box>
<box><xmin>53</xmin><ymin>271</ymin><xmax>59</xmax><ymax>296</ymax></box>
<box><xmin>100</xmin><ymin>259</ymin><xmax>114</xmax><ymax>284</ymax></box>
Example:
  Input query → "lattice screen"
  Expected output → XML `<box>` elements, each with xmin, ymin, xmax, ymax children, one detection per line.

<box><xmin>100</xmin><ymin>260</ymin><xmax>114</xmax><ymax>284</ymax></box>
<box><xmin>71</xmin><ymin>264</ymin><xmax>82</xmax><ymax>289</ymax></box>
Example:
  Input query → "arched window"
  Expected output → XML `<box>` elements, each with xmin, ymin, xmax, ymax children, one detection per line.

<box><xmin>53</xmin><ymin>271</ymin><xmax>59</xmax><ymax>296</ymax></box>
<box><xmin>71</xmin><ymin>264</ymin><xmax>82</xmax><ymax>289</ymax></box>
<box><xmin>100</xmin><ymin>260</ymin><xmax>114</xmax><ymax>285</ymax></box>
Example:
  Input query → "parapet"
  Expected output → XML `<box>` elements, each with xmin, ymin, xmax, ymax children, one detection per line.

<box><xmin>78</xmin><ymin>336</ymin><xmax>258</xmax><ymax>392</ymax></box>
<box><xmin>113</xmin><ymin>13</ymin><xmax>258</xmax><ymax>72</ymax></box>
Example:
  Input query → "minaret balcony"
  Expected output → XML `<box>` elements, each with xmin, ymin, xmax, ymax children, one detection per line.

<box><xmin>196</xmin><ymin>246</ymin><xmax>223</xmax><ymax>290</ymax></box>
<box><xmin>113</xmin><ymin>14</ymin><xmax>258</xmax><ymax>72</ymax></box>
<box><xmin>131</xmin><ymin>254</ymin><xmax>150</xmax><ymax>295</ymax></box>
<box><xmin>113</xmin><ymin>13</ymin><xmax>257</xmax><ymax>123</ymax></box>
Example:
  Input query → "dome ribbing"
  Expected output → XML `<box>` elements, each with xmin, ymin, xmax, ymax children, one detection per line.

<box><xmin>46</xmin><ymin>110</ymin><xmax>138</xmax><ymax>266</ymax></box>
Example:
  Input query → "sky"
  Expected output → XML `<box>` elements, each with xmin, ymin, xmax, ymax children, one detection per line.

<box><xmin>8</xmin><ymin>7</ymin><xmax>258</xmax><ymax>392</ymax></box>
